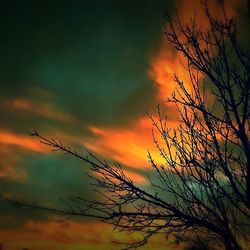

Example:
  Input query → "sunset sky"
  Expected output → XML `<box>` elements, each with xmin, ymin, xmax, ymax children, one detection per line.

<box><xmin>0</xmin><ymin>0</ymin><xmax>248</xmax><ymax>249</ymax></box>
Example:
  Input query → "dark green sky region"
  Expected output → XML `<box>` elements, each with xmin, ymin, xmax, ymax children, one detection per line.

<box><xmin>0</xmin><ymin>0</ymin><xmax>176</xmax><ymax>241</ymax></box>
<box><xmin>0</xmin><ymin>0</ymin><xmax>173</xmax><ymax>126</ymax></box>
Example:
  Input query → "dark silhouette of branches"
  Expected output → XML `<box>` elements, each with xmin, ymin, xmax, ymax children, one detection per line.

<box><xmin>8</xmin><ymin>1</ymin><xmax>250</xmax><ymax>250</ymax></box>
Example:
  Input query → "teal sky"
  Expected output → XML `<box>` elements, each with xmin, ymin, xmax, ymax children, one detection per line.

<box><xmin>0</xmin><ymin>0</ymin><xmax>173</xmax><ymax>127</ymax></box>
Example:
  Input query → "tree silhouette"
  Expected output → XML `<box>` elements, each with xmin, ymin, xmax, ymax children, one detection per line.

<box><xmin>12</xmin><ymin>1</ymin><xmax>249</xmax><ymax>250</ymax></box>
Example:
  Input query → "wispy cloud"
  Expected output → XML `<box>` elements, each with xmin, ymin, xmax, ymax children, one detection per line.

<box><xmin>0</xmin><ymin>131</ymin><xmax>48</xmax><ymax>153</ymax></box>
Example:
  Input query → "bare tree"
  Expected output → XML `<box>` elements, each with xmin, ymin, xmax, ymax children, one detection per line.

<box><xmin>10</xmin><ymin>1</ymin><xmax>250</xmax><ymax>250</ymax></box>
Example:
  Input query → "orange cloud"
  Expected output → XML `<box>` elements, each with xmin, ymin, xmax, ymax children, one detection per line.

<box><xmin>12</xmin><ymin>97</ymin><xmax>77</xmax><ymax>124</ymax></box>
<box><xmin>86</xmin><ymin>118</ymin><xmax>154</xmax><ymax>168</ymax></box>
<box><xmin>4</xmin><ymin>86</ymin><xmax>81</xmax><ymax>126</ymax></box>
<box><xmin>12</xmin><ymin>99</ymin><xmax>32</xmax><ymax>109</ymax></box>
<box><xmin>149</xmin><ymin>0</ymin><xmax>245</xmax><ymax>103</ymax></box>
<box><xmin>85</xmin><ymin>117</ymin><xmax>179</xmax><ymax>170</ymax></box>
<box><xmin>149</xmin><ymin>49</ymin><xmax>192</xmax><ymax>101</ymax></box>
<box><xmin>0</xmin><ymin>219</ymin><xmax>172</xmax><ymax>250</ymax></box>
<box><xmin>0</xmin><ymin>131</ymin><xmax>46</xmax><ymax>182</ymax></box>
<box><xmin>0</xmin><ymin>220</ymin><xmax>115</xmax><ymax>250</ymax></box>
<box><xmin>176</xmin><ymin>0</ymin><xmax>243</xmax><ymax>28</ymax></box>
<box><xmin>0</xmin><ymin>131</ymin><xmax>48</xmax><ymax>153</ymax></box>
<box><xmin>122</xmin><ymin>169</ymin><xmax>147</xmax><ymax>185</ymax></box>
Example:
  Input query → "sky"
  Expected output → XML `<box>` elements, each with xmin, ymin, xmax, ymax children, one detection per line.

<box><xmin>0</xmin><ymin>0</ymin><xmax>248</xmax><ymax>250</ymax></box>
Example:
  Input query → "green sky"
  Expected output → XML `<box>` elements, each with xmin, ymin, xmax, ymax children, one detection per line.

<box><xmin>0</xmin><ymin>0</ymin><xmax>174</xmax><ymax>126</ymax></box>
